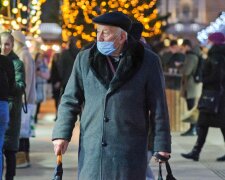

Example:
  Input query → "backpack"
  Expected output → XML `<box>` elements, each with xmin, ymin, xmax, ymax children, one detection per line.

<box><xmin>193</xmin><ymin>55</ymin><xmax>204</xmax><ymax>83</ymax></box>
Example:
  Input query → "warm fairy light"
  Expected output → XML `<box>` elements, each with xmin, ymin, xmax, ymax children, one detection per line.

<box><xmin>17</xmin><ymin>17</ymin><xmax>22</xmax><ymax>23</ymax></box>
<box><xmin>52</xmin><ymin>44</ymin><xmax>61</xmax><ymax>52</ymax></box>
<box><xmin>18</xmin><ymin>3</ymin><xmax>23</xmax><ymax>9</ymax></box>
<box><xmin>12</xmin><ymin>8</ymin><xmax>19</xmax><ymax>14</ymax></box>
<box><xmin>3</xmin><ymin>0</ymin><xmax>9</xmax><ymax>7</ymax></box>
<box><xmin>40</xmin><ymin>44</ymin><xmax>48</xmax><ymax>51</ymax></box>
<box><xmin>22</xmin><ymin>19</ymin><xmax>28</xmax><ymax>25</ymax></box>
<box><xmin>22</xmin><ymin>6</ymin><xmax>28</xmax><ymax>12</ymax></box>
<box><xmin>1</xmin><ymin>0</ymin><xmax>46</xmax><ymax>37</ymax></box>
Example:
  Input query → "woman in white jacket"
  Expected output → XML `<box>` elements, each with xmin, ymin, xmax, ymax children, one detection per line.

<box><xmin>12</xmin><ymin>30</ymin><xmax>36</xmax><ymax>168</ymax></box>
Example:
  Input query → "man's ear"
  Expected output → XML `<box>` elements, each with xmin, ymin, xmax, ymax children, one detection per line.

<box><xmin>119</xmin><ymin>31</ymin><xmax>127</xmax><ymax>44</ymax></box>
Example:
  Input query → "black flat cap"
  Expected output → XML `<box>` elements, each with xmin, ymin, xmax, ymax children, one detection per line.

<box><xmin>93</xmin><ymin>11</ymin><xmax>132</xmax><ymax>32</ymax></box>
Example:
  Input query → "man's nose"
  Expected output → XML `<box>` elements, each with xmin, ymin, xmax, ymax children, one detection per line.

<box><xmin>97</xmin><ymin>33</ymin><xmax>104</xmax><ymax>42</ymax></box>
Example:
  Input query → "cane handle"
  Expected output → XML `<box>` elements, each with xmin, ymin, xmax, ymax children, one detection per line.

<box><xmin>57</xmin><ymin>154</ymin><xmax>62</xmax><ymax>164</ymax></box>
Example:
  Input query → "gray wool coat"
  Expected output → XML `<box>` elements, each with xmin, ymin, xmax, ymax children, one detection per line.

<box><xmin>52</xmin><ymin>41</ymin><xmax>171</xmax><ymax>180</ymax></box>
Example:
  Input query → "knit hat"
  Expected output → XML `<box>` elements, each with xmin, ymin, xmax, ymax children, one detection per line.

<box><xmin>11</xmin><ymin>30</ymin><xmax>26</xmax><ymax>45</ymax></box>
<box><xmin>93</xmin><ymin>11</ymin><xmax>132</xmax><ymax>33</ymax></box>
<box><xmin>208</xmin><ymin>32</ymin><xmax>225</xmax><ymax>45</ymax></box>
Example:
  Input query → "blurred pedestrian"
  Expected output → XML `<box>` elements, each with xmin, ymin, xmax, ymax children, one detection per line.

<box><xmin>52</xmin><ymin>11</ymin><xmax>171</xmax><ymax>180</ymax></box>
<box><xmin>161</xmin><ymin>40</ymin><xmax>185</xmax><ymax>73</ymax></box>
<box><xmin>34</xmin><ymin>53</ymin><xmax>50</xmax><ymax>123</ymax></box>
<box><xmin>0</xmin><ymin>31</ymin><xmax>26</xmax><ymax>180</ymax></box>
<box><xmin>0</xmin><ymin>43</ymin><xmax>15</xmax><ymax>179</ymax></box>
<box><xmin>50</xmin><ymin>53</ymin><xmax>61</xmax><ymax>120</ymax></box>
<box><xmin>181</xmin><ymin>32</ymin><xmax>225</xmax><ymax>161</ymax></box>
<box><xmin>11</xmin><ymin>30</ymin><xmax>36</xmax><ymax>168</ymax></box>
<box><xmin>130</xmin><ymin>21</ymin><xmax>155</xmax><ymax>180</ymax></box>
<box><xmin>180</xmin><ymin>39</ymin><xmax>202</xmax><ymax>136</ymax></box>
<box><xmin>129</xmin><ymin>21</ymin><xmax>152</xmax><ymax>49</ymax></box>
<box><xmin>58</xmin><ymin>36</ymin><xmax>80</xmax><ymax>95</ymax></box>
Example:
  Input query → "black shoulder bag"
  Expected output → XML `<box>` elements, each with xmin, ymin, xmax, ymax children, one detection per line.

<box><xmin>22</xmin><ymin>90</ymin><xmax>28</xmax><ymax>113</ymax></box>
<box><xmin>154</xmin><ymin>153</ymin><xmax>177</xmax><ymax>180</ymax></box>
<box><xmin>158</xmin><ymin>162</ymin><xmax>177</xmax><ymax>180</ymax></box>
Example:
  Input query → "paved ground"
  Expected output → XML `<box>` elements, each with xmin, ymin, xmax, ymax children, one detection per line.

<box><xmin>6</xmin><ymin>112</ymin><xmax>225</xmax><ymax>180</ymax></box>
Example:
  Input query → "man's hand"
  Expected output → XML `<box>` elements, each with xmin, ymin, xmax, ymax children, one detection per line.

<box><xmin>158</xmin><ymin>152</ymin><xmax>170</xmax><ymax>158</ymax></box>
<box><xmin>53</xmin><ymin>139</ymin><xmax>69</xmax><ymax>155</ymax></box>
<box><xmin>154</xmin><ymin>151</ymin><xmax>171</xmax><ymax>163</ymax></box>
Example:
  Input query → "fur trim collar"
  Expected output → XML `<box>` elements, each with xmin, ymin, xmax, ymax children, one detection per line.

<box><xmin>89</xmin><ymin>40</ymin><xmax>144</xmax><ymax>93</ymax></box>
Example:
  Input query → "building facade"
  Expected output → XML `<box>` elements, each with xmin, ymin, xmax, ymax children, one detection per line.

<box><xmin>159</xmin><ymin>0</ymin><xmax>225</xmax><ymax>41</ymax></box>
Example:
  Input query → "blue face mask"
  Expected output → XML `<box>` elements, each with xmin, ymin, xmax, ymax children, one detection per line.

<box><xmin>206</xmin><ymin>43</ymin><xmax>212</xmax><ymax>50</ymax></box>
<box><xmin>97</xmin><ymin>35</ymin><xmax>119</xmax><ymax>56</ymax></box>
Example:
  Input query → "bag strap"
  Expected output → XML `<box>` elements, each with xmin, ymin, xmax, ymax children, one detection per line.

<box><xmin>158</xmin><ymin>162</ymin><xmax>163</xmax><ymax>180</ymax></box>
<box><xmin>158</xmin><ymin>161</ymin><xmax>176</xmax><ymax>180</ymax></box>
<box><xmin>22</xmin><ymin>90</ymin><xmax>28</xmax><ymax>113</ymax></box>
<box><xmin>166</xmin><ymin>161</ymin><xmax>176</xmax><ymax>180</ymax></box>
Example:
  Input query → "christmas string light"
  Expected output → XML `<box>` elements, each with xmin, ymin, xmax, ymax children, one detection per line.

<box><xmin>0</xmin><ymin>0</ymin><xmax>46</xmax><ymax>37</ymax></box>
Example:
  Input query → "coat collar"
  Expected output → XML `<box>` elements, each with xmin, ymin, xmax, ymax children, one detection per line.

<box><xmin>89</xmin><ymin>40</ymin><xmax>144</xmax><ymax>94</ymax></box>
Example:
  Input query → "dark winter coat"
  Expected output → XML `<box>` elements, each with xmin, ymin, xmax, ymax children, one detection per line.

<box><xmin>198</xmin><ymin>45</ymin><xmax>225</xmax><ymax>128</ymax></box>
<box><xmin>0</xmin><ymin>55</ymin><xmax>15</xmax><ymax>101</ymax></box>
<box><xmin>58</xmin><ymin>47</ymin><xmax>79</xmax><ymax>90</ymax></box>
<box><xmin>4</xmin><ymin>52</ymin><xmax>26</xmax><ymax>151</ymax></box>
<box><xmin>50</xmin><ymin>53</ymin><xmax>61</xmax><ymax>99</ymax></box>
<box><xmin>52</xmin><ymin>41</ymin><xmax>171</xmax><ymax>180</ymax></box>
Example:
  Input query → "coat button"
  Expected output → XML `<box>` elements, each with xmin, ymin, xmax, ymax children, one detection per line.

<box><xmin>104</xmin><ymin>117</ymin><xmax>109</xmax><ymax>122</ymax></box>
<box><xmin>102</xmin><ymin>142</ymin><xmax>107</xmax><ymax>147</ymax></box>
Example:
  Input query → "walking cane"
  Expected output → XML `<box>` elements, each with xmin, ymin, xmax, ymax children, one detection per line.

<box><xmin>52</xmin><ymin>154</ymin><xmax>63</xmax><ymax>180</ymax></box>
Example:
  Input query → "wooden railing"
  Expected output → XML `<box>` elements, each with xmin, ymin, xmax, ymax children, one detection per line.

<box><xmin>164</xmin><ymin>73</ymin><xmax>188</xmax><ymax>132</ymax></box>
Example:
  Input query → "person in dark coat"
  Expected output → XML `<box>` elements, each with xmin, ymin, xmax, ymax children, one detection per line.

<box><xmin>50</xmin><ymin>53</ymin><xmax>61</xmax><ymax>118</ymax></box>
<box><xmin>0</xmin><ymin>32</ymin><xmax>26</xmax><ymax>180</ymax></box>
<box><xmin>129</xmin><ymin>21</ymin><xmax>154</xmax><ymax>180</ymax></box>
<box><xmin>161</xmin><ymin>40</ymin><xmax>185</xmax><ymax>73</ymax></box>
<box><xmin>58</xmin><ymin>36</ymin><xmax>80</xmax><ymax>94</ymax></box>
<box><xmin>181</xmin><ymin>32</ymin><xmax>225</xmax><ymax>161</ymax></box>
<box><xmin>0</xmin><ymin>52</ymin><xmax>15</xmax><ymax>179</ymax></box>
<box><xmin>52</xmin><ymin>11</ymin><xmax>171</xmax><ymax>180</ymax></box>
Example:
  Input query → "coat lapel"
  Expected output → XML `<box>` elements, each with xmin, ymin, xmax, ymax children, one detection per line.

<box><xmin>89</xmin><ymin>45</ymin><xmax>112</xmax><ymax>89</ymax></box>
<box><xmin>89</xmin><ymin>41</ymin><xmax>144</xmax><ymax>93</ymax></box>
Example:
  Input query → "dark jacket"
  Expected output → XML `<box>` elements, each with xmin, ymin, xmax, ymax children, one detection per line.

<box><xmin>50</xmin><ymin>53</ymin><xmax>61</xmax><ymax>98</ymax></box>
<box><xmin>52</xmin><ymin>41</ymin><xmax>171</xmax><ymax>180</ymax></box>
<box><xmin>0</xmin><ymin>55</ymin><xmax>15</xmax><ymax>101</ymax></box>
<box><xmin>198</xmin><ymin>44</ymin><xmax>225</xmax><ymax>128</ymax></box>
<box><xmin>4</xmin><ymin>52</ymin><xmax>26</xmax><ymax>151</ymax></box>
<box><xmin>161</xmin><ymin>51</ymin><xmax>185</xmax><ymax>72</ymax></box>
<box><xmin>58</xmin><ymin>47</ymin><xmax>79</xmax><ymax>90</ymax></box>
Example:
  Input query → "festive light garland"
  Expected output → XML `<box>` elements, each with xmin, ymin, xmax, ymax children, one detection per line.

<box><xmin>0</xmin><ymin>0</ymin><xmax>46</xmax><ymax>37</ymax></box>
<box><xmin>197</xmin><ymin>12</ymin><xmax>225</xmax><ymax>45</ymax></box>
<box><xmin>61</xmin><ymin>0</ymin><xmax>168</xmax><ymax>47</ymax></box>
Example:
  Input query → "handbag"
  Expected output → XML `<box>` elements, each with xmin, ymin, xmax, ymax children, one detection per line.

<box><xmin>197</xmin><ymin>90</ymin><xmax>221</xmax><ymax>114</ymax></box>
<box><xmin>158</xmin><ymin>161</ymin><xmax>177</xmax><ymax>180</ymax></box>
<box><xmin>20</xmin><ymin>104</ymin><xmax>36</xmax><ymax>138</ymax></box>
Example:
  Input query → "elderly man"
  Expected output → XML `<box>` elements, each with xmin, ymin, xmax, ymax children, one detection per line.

<box><xmin>52</xmin><ymin>11</ymin><xmax>171</xmax><ymax>180</ymax></box>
